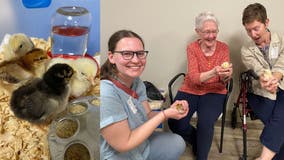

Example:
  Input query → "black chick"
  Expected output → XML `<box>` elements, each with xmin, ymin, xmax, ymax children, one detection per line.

<box><xmin>10</xmin><ymin>63</ymin><xmax>74</xmax><ymax>124</ymax></box>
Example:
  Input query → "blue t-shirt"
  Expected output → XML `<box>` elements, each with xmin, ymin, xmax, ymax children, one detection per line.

<box><xmin>100</xmin><ymin>78</ymin><xmax>150</xmax><ymax>160</ymax></box>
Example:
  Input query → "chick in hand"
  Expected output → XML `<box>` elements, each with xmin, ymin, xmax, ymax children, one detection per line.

<box><xmin>0</xmin><ymin>33</ymin><xmax>34</xmax><ymax>62</ymax></box>
<box><xmin>10</xmin><ymin>63</ymin><xmax>74</xmax><ymax>124</ymax></box>
<box><xmin>262</xmin><ymin>69</ymin><xmax>272</xmax><ymax>81</ymax></box>
<box><xmin>69</xmin><ymin>57</ymin><xmax>98</xmax><ymax>97</ymax></box>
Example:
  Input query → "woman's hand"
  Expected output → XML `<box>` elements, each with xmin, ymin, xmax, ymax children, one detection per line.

<box><xmin>260</xmin><ymin>74</ymin><xmax>279</xmax><ymax>94</ymax></box>
<box><xmin>164</xmin><ymin>100</ymin><xmax>189</xmax><ymax>120</ymax></box>
<box><xmin>215</xmin><ymin>63</ymin><xmax>233</xmax><ymax>82</ymax></box>
<box><xmin>102</xmin><ymin>100</ymin><xmax>189</xmax><ymax>153</ymax></box>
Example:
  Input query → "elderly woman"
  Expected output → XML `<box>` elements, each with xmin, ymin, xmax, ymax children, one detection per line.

<box><xmin>168</xmin><ymin>12</ymin><xmax>233</xmax><ymax>160</ymax></box>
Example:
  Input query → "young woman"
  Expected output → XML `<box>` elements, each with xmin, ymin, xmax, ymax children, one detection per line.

<box><xmin>100</xmin><ymin>30</ymin><xmax>189</xmax><ymax>160</ymax></box>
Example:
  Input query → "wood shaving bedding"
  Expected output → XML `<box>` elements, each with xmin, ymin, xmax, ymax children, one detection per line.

<box><xmin>0</xmin><ymin>78</ymin><xmax>99</xmax><ymax>160</ymax></box>
<box><xmin>0</xmin><ymin>74</ymin><xmax>99</xmax><ymax>160</ymax></box>
<box><xmin>30</xmin><ymin>37</ymin><xmax>51</xmax><ymax>52</ymax></box>
<box><xmin>0</xmin><ymin>37</ymin><xmax>51</xmax><ymax>159</ymax></box>
<box><xmin>0</xmin><ymin>91</ymin><xmax>50</xmax><ymax>160</ymax></box>
<box><xmin>86</xmin><ymin>77</ymin><xmax>100</xmax><ymax>96</ymax></box>
<box><xmin>0</xmin><ymin>37</ymin><xmax>100</xmax><ymax>160</ymax></box>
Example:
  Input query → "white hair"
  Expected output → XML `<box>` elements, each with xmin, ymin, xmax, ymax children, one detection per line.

<box><xmin>195</xmin><ymin>11</ymin><xmax>219</xmax><ymax>30</ymax></box>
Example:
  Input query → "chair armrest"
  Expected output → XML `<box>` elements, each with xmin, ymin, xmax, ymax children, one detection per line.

<box><xmin>168</xmin><ymin>73</ymin><xmax>185</xmax><ymax>104</ymax></box>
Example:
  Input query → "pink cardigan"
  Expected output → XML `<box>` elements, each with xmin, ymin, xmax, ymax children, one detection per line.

<box><xmin>179</xmin><ymin>40</ymin><xmax>230</xmax><ymax>95</ymax></box>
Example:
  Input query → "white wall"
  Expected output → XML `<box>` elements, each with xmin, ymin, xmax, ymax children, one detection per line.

<box><xmin>0</xmin><ymin>0</ymin><xmax>17</xmax><ymax>35</ymax></box>
<box><xmin>101</xmin><ymin>0</ymin><xmax>284</xmax><ymax>111</ymax></box>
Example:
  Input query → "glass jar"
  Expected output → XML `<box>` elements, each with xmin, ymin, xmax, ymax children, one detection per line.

<box><xmin>51</xmin><ymin>6</ymin><xmax>92</xmax><ymax>57</ymax></box>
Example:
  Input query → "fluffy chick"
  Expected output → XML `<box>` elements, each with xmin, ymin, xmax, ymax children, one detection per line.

<box><xmin>21</xmin><ymin>48</ymin><xmax>50</xmax><ymax>78</ymax></box>
<box><xmin>0</xmin><ymin>33</ymin><xmax>34</xmax><ymax>62</ymax></box>
<box><xmin>263</xmin><ymin>69</ymin><xmax>272</xmax><ymax>81</ymax></box>
<box><xmin>69</xmin><ymin>57</ymin><xmax>98</xmax><ymax>97</ymax></box>
<box><xmin>46</xmin><ymin>57</ymin><xmax>98</xmax><ymax>98</ymax></box>
<box><xmin>10</xmin><ymin>63</ymin><xmax>74</xmax><ymax>124</ymax></box>
<box><xmin>0</xmin><ymin>59</ymin><xmax>34</xmax><ymax>94</ymax></box>
<box><xmin>0</xmin><ymin>48</ymin><xmax>49</xmax><ymax>94</ymax></box>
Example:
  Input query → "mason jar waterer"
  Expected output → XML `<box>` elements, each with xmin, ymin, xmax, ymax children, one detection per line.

<box><xmin>51</xmin><ymin>6</ymin><xmax>92</xmax><ymax>57</ymax></box>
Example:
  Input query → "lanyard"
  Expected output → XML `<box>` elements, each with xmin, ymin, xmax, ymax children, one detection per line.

<box><xmin>110</xmin><ymin>78</ymin><xmax>139</xmax><ymax>99</ymax></box>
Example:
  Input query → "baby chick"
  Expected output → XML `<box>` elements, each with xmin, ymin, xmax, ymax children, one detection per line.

<box><xmin>263</xmin><ymin>69</ymin><xmax>272</xmax><ymax>81</ymax></box>
<box><xmin>21</xmin><ymin>48</ymin><xmax>50</xmax><ymax>78</ymax></box>
<box><xmin>0</xmin><ymin>33</ymin><xmax>34</xmax><ymax>62</ymax></box>
<box><xmin>0</xmin><ymin>48</ymin><xmax>49</xmax><ymax>94</ymax></box>
<box><xmin>10</xmin><ymin>63</ymin><xmax>74</xmax><ymax>124</ymax></box>
<box><xmin>0</xmin><ymin>59</ymin><xmax>34</xmax><ymax>94</ymax></box>
<box><xmin>46</xmin><ymin>57</ymin><xmax>98</xmax><ymax>98</ymax></box>
<box><xmin>175</xmin><ymin>104</ymin><xmax>185</xmax><ymax>114</ymax></box>
<box><xmin>69</xmin><ymin>57</ymin><xmax>98</xmax><ymax>98</ymax></box>
<box><xmin>221</xmin><ymin>62</ymin><xmax>230</xmax><ymax>69</ymax></box>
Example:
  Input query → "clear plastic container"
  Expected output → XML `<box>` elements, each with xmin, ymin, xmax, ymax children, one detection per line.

<box><xmin>51</xmin><ymin>6</ymin><xmax>92</xmax><ymax>57</ymax></box>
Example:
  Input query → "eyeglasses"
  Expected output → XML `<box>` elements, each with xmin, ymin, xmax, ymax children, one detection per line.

<box><xmin>200</xmin><ymin>29</ymin><xmax>219</xmax><ymax>35</ymax></box>
<box><xmin>113</xmin><ymin>50</ymin><xmax>149</xmax><ymax>60</ymax></box>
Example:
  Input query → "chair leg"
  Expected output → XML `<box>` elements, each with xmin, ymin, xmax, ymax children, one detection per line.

<box><xmin>219</xmin><ymin>101</ymin><xmax>227</xmax><ymax>153</ymax></box>
<box><xmin>220</xmin><ymin>79</ymin><xmax>233</xmax><ymax>153</ymax></box>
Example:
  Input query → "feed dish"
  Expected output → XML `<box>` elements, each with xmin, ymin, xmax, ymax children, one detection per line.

<box><xmin>90</xmin><ymin>96</ymin><xmax>100</xmax><ymax>106</ymax></box>
<box><xmin>48</xmin><ymin>95</ymin><xmax>100</xmax><ymax>160</ymax></box>
<box><xmin>55</xmin><ymin>118</ymin><xmax>79</xmax><ymax>139</ymax></box>
<box><xmin>68</xmin><ymin>103</ymin><xmax>88</xmax><ymax>115</ymax></box>
<box><xmin>64</xmin><ymin>142</ymin><xmax>91</xmax><ymax>160</ymax></box>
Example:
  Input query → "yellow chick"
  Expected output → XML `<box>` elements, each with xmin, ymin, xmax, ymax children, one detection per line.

<box><xmin>175</xmin><ymin>104</ymin><xmax>185</xmax><ymax>114</ymax></box>
<box><xmin>221</xmin><ymin>62</ymin><xmax>230</xmax><ymax>69</ymax></box>
<box><xmin>263</xmin><ymin>69</ymin><xmax>272</xmax><ymax>81</ymax></box>
<box><xmin>0</xmin><ymin>33</ymin><xmax>34</xmax><ymax>62</ymax></box>
<box><xmin>70</xmin><ymin>57</ymin><xmax>98</xmax><ymax>98</ymax></box>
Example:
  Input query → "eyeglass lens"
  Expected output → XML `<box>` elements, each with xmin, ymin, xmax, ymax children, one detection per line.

<box><xmin>201</xmin><ymin>30</ymin><xmax>218</xmax><ymax>35</ymax></box>
<box><xmin>114</xmin><ymin>51</ymin><xmax>148</xmax><ymax>60</ymax></box>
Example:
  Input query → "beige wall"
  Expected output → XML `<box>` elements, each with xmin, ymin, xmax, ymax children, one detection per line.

<box><xmin>101</xmin><ymin>0</ymin><xmax>284</xmax><ymax>112</ymax></box>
